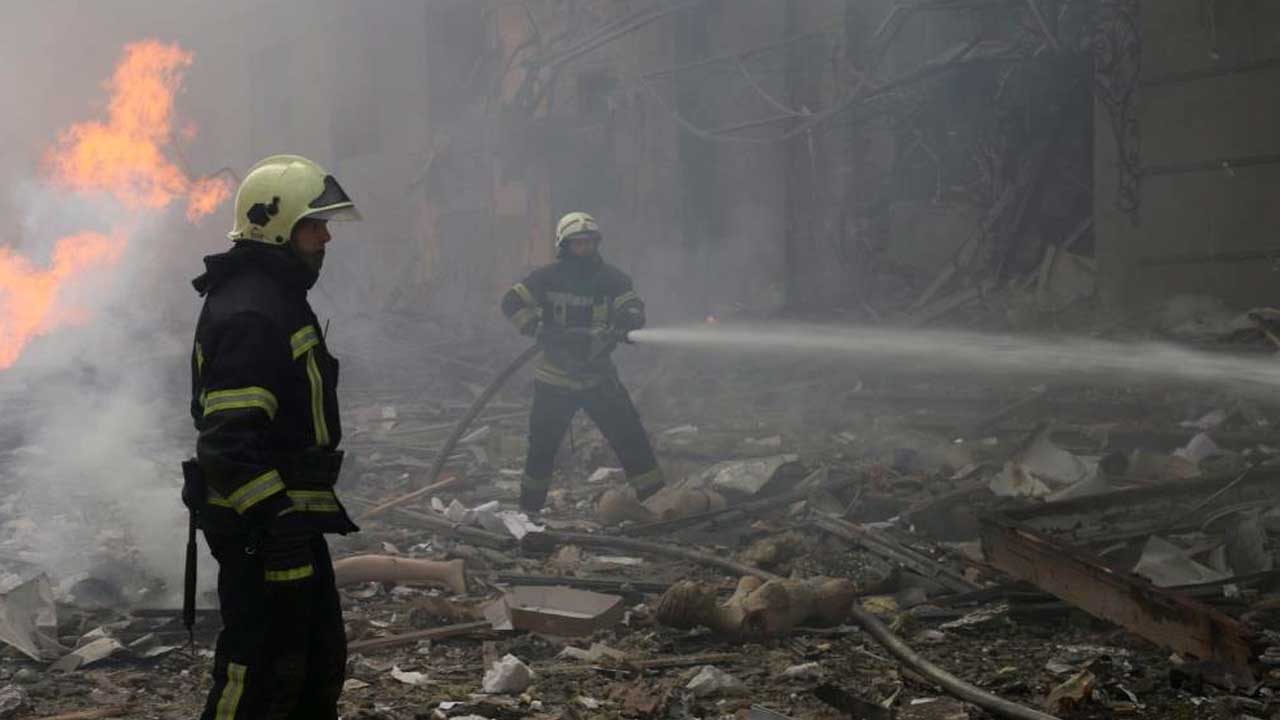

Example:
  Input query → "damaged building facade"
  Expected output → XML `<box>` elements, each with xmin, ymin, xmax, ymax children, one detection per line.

<box><xmin>405</xmin><ymin>0</ymin><xmax>1280</xmax><ymax>327</ymax></box>
<box><xmin>93</xmin><ymin>0</ymin><xmax>1280</xmax><ymax>322</ymax></box>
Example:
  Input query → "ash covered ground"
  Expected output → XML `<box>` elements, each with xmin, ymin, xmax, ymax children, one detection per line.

<box><xmin>1</xmin><ymin>311</ymin><xmax>1278</xmax><ymax>720</ymax></box>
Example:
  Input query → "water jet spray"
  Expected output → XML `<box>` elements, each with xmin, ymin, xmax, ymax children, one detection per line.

<box><xmin>628</xmin><ymin>323</ymin><xmax>1280</xmax><ymax>394</ymax></box>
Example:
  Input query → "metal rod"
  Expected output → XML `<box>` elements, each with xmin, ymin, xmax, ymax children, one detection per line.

<box><xmin>1142</xmin><ymin>55</ymin><xmax>1280</xmax><ymax>88</ymax></box>
<box><xmin>493</xmin><ymin>573</ymin><xmax>671</xmax><ymax>595</ymax></box>
<box><xmin>1142</xmin><ymin>153</ymin><xmax>1280</xmax><ymax>177</ymax></box>
<box><xmin>1135</xmin><ymin>247</ymin><xmax>1280</xmax><ymax>267</ymax></box>
<box><xmin>347</xmin><ymin>621</ymin><xmax>492</xmax><ymax>654</ymax></box>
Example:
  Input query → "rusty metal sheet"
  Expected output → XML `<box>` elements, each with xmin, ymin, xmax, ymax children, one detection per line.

<box><xmin>980</xmin><ymin>516</ymin><xmax>1255</xmax><ymax>676</ymax></box>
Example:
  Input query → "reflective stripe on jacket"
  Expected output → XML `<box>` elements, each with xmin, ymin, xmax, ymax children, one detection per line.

<box><xmin>190</xmin><ymin>243</ymin><xmax>357</xmax><ymax>535</ymax></box>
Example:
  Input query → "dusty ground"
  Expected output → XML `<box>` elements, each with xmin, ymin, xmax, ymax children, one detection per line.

<box><xmin>2</xmin><ymin>316</ymin><xmax>1279</xmax><ymax>719</ymax></box>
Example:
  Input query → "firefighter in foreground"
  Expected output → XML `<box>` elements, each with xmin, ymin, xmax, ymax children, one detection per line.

<box><xmin>187</xmin><ymin>155</ymin><xmax>360</xmax><ymax>719</ymax></box>
<box><xmin>502</xmin><ymin>212</ymin><xmax>665</xmax><ymax>517</ymax></box>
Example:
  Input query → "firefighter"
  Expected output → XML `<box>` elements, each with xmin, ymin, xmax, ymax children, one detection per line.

<box><xmin>187</xmin><ymin>154</ymin><xmax>361</xmax><ymax>720</ymax></box>
<box><xmin>501</xmin><ymin>211</ymin><xmax>664</xmax><ymax>514</ymax></box>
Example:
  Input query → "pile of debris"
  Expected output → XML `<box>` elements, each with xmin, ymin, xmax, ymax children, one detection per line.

<box><xmin>2</xmin><ymin>315</ymin><xmax>1280</xmax><ymax>720</ymax></box>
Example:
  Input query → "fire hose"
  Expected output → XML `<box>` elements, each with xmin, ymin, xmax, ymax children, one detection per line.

<box><xmin>359</xmin><ymin>326</ymin><xmax>624</xmax><ymax>522</ymax></box>
<box><xmin>359</xmin><ymin>330</ymin><xmax>1059</xmax><ymax>720</ymax></box>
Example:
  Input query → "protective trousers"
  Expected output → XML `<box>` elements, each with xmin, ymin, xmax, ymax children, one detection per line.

<box><xmin>199</xmin><ymin>533</ymin><xmax>345</xmax><ymax>720</ymax></box>
<box><xmin>522</xmin><ymin>377</ymin><xmax>661</xmax><ymax>511</ymax></box>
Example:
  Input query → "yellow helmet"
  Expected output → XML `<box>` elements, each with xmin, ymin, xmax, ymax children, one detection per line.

<box><xmin>555</xmin><ymin>211</ymin><xmax>601</xmax><ymax>252</ymax></box>
<box><xmin>227</xmin><ymin>155</ymin><xmax>361</xmax><ymax>244</ymax></box>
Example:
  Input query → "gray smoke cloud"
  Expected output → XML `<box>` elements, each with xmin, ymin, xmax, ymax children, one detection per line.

<box><xmin>2</xmin><ymin>186</ymin><xmax>213</xmax><ymax>604</ymax></box>
<box><xmin>0</xmin><ymin>0</ymin><xmax>489</xmax><ymax>604</ymax></box>
<box><xmin>1</xmin><ymin>0</ymin><xmax>797</xmax><ymax>604</ymax></box>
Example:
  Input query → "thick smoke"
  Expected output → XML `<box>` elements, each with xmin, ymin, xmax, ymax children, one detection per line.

<box><xmin>3</xmin><ymin>187</ymin><xmax>215</xmax><ymax>603</ymax></box>
<box><xmin>0</xmin><ymin>10</ymin><xmax>245</xmax><ymax>602</ymax></box>
<box><xmin>0</xmin><ymin>1</ymin><xmax>456</xmax><ymax>605</ymax></box>
<box><xmin>0</xmin><ymin>1</ymin><xmax>783</xmax><ymax>605</ymax></box>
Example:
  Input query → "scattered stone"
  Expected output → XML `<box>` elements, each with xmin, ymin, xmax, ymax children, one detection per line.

<box><xmin>482</xmin><ymin>654</ymin><xmax>533</xmax><ymax>694</ymax></box>
<box><xmin>588</xmin><ymin>467</ymin><xmax>624</xmax><ymax>484</ymax></box>
<box><xmin>912</xmin><ymin>629</ymin><xmax>948</xmax><ymax>646</ymax></box>
<box><xmin>687</xmin><ymin>666</ymin><xmax>747</xmax><ymax>697</ymax></box>
<box><xmin>558</xmin><ymin>642</ymin><xmax>626</xmax><ymax>664</ymax></box>
<box><xmin>390</xmin><ymin>665</ymin><xmax>430</xmax><ymax>686</ymax></box>
<box><xmin>781</xmin><ymin>662</ymin><xmax>823</xmax><ymax>680</ymax></box>
<box><xmin>0</xmin><ymin>685</ymin><xmax>28</xmax><ymax>717</ymax></box>
<box><xmin>739</xmin><ymin>533</ymin><xmax>806</xmax><ymax>570</ymax></box>
<box><xmin>1044</xmin><ymin>669</ymin><xmax>1096</xmax><ymax>714</ymax></box>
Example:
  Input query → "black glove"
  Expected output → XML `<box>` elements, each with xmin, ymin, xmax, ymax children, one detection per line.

<box><xmin>260</xmin><ymin>509</ymin><xmax>315</xmax><ymax>585</ymax></box>
<box><xmin>521</xmin><ymin>318</ymin><xmax>542</xmax><ymax>339</ymax></box>
<box><xmin>614</xmin><ymin>306</ymin><xmax>644</xmax><ymax>333</ymax></box>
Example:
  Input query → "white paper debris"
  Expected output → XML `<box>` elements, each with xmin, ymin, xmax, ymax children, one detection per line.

<box><xmin>557</xmin><ymin>642</ymin><xmax>626</xmax><ymax>664</ymax></box>
<box><xmin>50</xmin><ymin>636</ymin><xmax>124</xmax><ymax>672</ymax></box>
<box><xmin>444</xmin><ymin>499</ymin><xmax>472</xmax><ymax>524</ymax></box>
<box><xmin>482</xmin><ymin>654</ymin><xmax>534</xmax><ymax>694</ymax></box>
<box><xmin>1133</xmin><ymin>536</ymin><xmax>1229</xmax><ymax>587</ymax></box>
<box><xmin>0</xmin><ymin>575</ymin><xmax>63</xmax><ymax>662</ymax></box>
<box><xmin>1174</xmin><ymin>433</ymin><xmax>1222</xmax><ymax>465</ymax></box>
<box><xmin>475</xmin><ymin>507</ymin><xmax>544</xmax><ymax>540</ymax></box>
<box><xmin>687</xmin><ymin>665</ymin><xmax>747</xmax><ymax>697</ymax></box>
<box><xmin>588</xmin><ymin>467</ymin><xmax>624</xmax><ymax>484</ymax></box>
<box><xmin>989</xmin><ymin>465</ymin><xmax>1052</xmax><ymax>498</ymax></box>
<box><xmin>781</xmin><ymin>662</ymin><xmax>822</xmax><ymax>680</ymax></box>
<box><xmin>705</xmin><ymin>455</ymin><xmax>799</xmax><ymax>496</ymax></box>
<box><xmin>390</xmin><ymin>665</ymin><xmax>431</xmax><ymax>686</ymax></box>
<box><xmin>595</xmin><ymin>556</ymin><xmax>645</xmax><ymax>566</ymax></box>
<box><xmin>1006</xmin><ymin>425</ymin><xmax>1095</xmax><ymax>487</ymax></box>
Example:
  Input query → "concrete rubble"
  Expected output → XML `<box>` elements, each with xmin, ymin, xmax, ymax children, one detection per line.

<box><xmin>481</xmin><ymin>654</ymin><xmax>534</xmax><ymax>694</ymax></box>
<box><xmin>2</xmin><ymin>314</ymin><xmax>1280</xmax><ymax>720</ymax></box>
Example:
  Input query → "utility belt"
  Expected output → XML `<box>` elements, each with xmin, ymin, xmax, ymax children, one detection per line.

<box><xmin>182</xmin><ymin>449</ymin><xmax>358</xmax><ymax>536</ymax></box>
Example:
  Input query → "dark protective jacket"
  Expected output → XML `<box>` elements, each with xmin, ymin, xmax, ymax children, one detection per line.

<box><xmin>501</xmin><ymin>253</ymin><xmax>645</xmax><ymax>389</ymax></box>
<box><xmin>189</xmin><ymin>243</ymin><xmax>357</xmax><ymax>536</ymax></box>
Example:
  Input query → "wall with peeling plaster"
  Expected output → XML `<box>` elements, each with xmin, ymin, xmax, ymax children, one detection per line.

<box><xmin>1097</xmin><ymin>0</ymin><xmax>1280</xmax><ymax>309</ymax></box>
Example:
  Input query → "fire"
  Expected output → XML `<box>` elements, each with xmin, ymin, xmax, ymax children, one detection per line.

<box><xmin>45</xmin><ymin>40</ymin><xmax>231</xmax><ymax>220</ymax></box>
<box><xmin>0</xmin><ymin>232</ymin><xmax>125</xmax><ymax>368</ymax></box>
<box><xmin>0</xmin><ymin>40</ymin><xmax>227</xmax><ymax>370</ymax></box>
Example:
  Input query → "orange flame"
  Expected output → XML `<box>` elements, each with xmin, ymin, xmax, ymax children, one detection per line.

<box><xmin>0</xmin><ymin>40</ymin><xmax>226</xmax><ymax>370</ymax></box>
<box><xmin>0</xmin><ymin>232</ymin><xmax>125</xmax><ymax>368</ymax></box>
<box><xmin>46</xmin><ymin>40</ymin><xmax>231</xmax><ymax>220</ymax></box>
